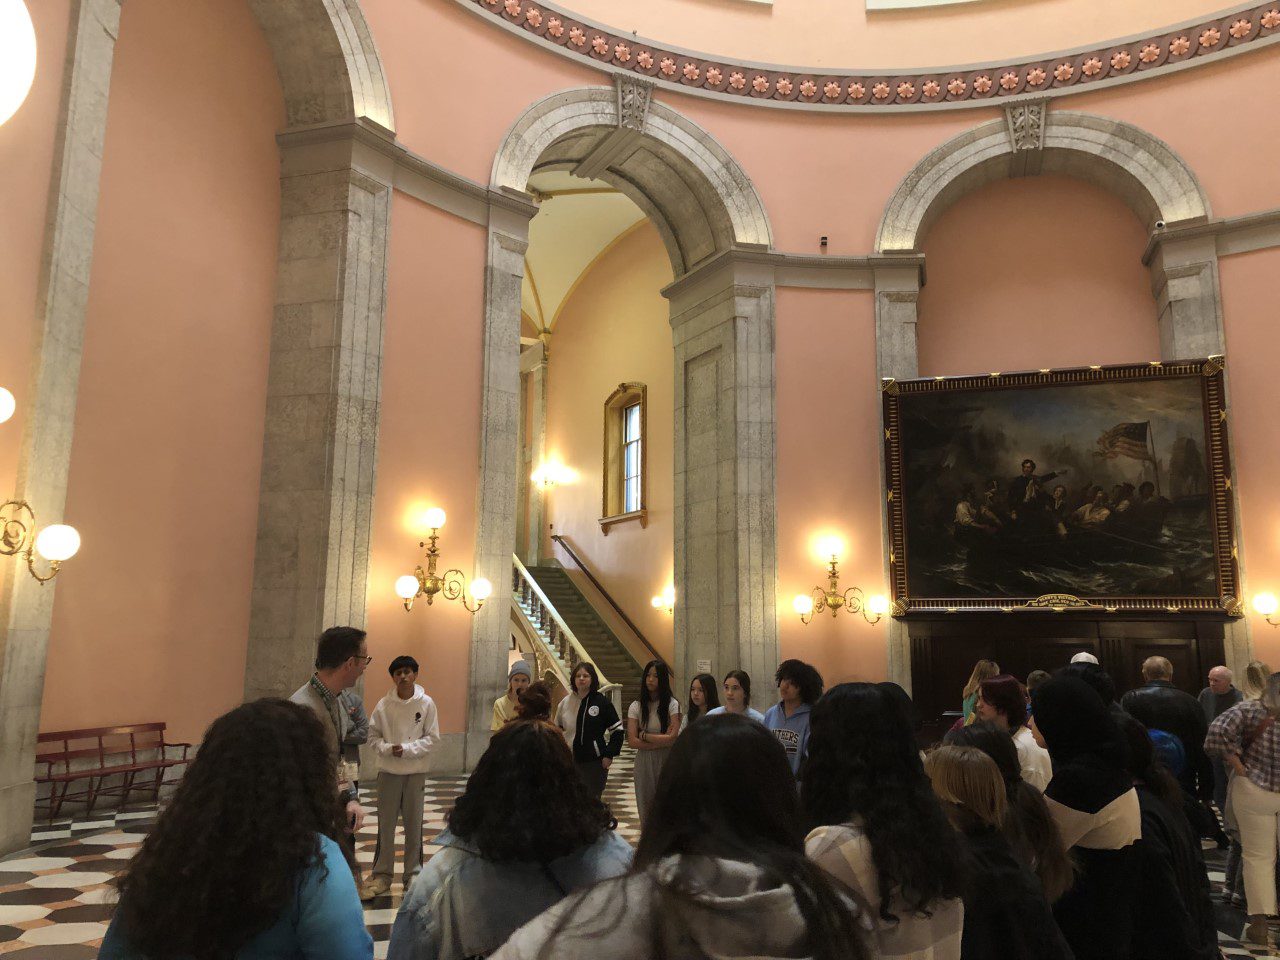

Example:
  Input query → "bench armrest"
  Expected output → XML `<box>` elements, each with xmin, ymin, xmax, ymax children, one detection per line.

<box><xmin>162</xmin><ymin>741</ymin><xmax>193</xmax><ymax>762</ymax></box>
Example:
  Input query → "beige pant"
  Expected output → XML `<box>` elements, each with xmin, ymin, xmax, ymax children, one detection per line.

<box><xmin>1231</xmin><ymin>774</ymin><xmax>1280</xmax><ymax>915</ymax></box>
<box><xmin>371</xmin><ymin>771</ymin><xmax>426</xmax><ymax>884</ymax></box>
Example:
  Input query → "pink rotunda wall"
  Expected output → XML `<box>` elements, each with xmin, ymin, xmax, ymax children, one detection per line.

<box><xmin>916</xmin><ymin>175</ymin><xmax>1160</xmax><ymax>377</ymax></box>
<box><xmin>38</xmin><ymin>0</ymin><xmax>284</xmax><ymax>744</ymax></box>
<box><xmin>364</xmin><ymin>193</ymin><xmax>489</xmax><ymax>734</ymax></box>
<box><xmin>0</xmin><ymin>0</ymin><xmax>72</xmax><ymax>500</ymax></box>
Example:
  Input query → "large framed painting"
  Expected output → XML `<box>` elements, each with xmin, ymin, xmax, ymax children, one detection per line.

<box><xmin>882</xmin><ymin>358</ymin><xmax>1240</xmax><ymax>616</ymax></box>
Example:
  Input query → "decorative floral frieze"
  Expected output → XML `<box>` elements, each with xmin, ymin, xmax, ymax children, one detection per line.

<box><xmin>472</xmin><ymin>0</ymin><xmax>1280</xmax><ymax>110</ymax></box>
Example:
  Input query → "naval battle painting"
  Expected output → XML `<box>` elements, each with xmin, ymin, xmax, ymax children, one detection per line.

<box><xmin>882</xmin><ymin>359</ymin><xmax>1239</xmax><ymax>615</ymax></box>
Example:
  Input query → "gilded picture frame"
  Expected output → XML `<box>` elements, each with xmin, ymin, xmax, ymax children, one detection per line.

<box><xmin>882</xmin><ymin>358</ymin><xmax>1240</xmax><ymax>616</ymax></box>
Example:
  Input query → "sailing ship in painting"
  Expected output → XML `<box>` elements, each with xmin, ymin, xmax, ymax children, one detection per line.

<box><xmin>898</xmin><ymin>375</ymin><xmax>1218</xmax><ymax>599</ymax></box>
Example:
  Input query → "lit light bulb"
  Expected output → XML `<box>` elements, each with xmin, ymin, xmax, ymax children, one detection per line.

<box><xmin>866</xmin><ymin>594</ymin><xmax>891</xmax><ymax>617</ymax></box>
<box><xmin>793</xmin><ymin>594</ymin><xmax>815</xmax><ymax>616</ymax></box>
<box><xmin>34</xmin><ymin>524</ymin><xmax>80</xmax><ymax>562</ymax></box>
<box><xmin>394</xmin><ymin>575</ymin><xmax>420</xmax><ymax>600</ymax></box>
<box><xmin>0</xmin><ymin>0</ymin><xmax>37</xmax><ymax>128</ymax></box>
<box><xmin>651</xmin><ymin>595</ymin><xmax>663</xmax><ymax>609</ymax></box>
<box><xmin>423</xmin><ymin>507</ymin><xmax>446</xmax><ymax>530</ymax></box>
<box><xmin>1254</xmin><ymin>592</ymin><xmax>1279</xmax><ymax>617</ymax></box>
<box><xmin>0</xmin><ymin>387</ymin><xmax>15</xmax><ymax>424</ymax></box>
<box><xmin>471</xmin><ymin>577</ymin><xmax>493</xmax><ymax>601</ymax></box>
<box><xmin>661</xmin><ymin>585</ymin><xmax>675</xmax><ymax>606</ymax></box>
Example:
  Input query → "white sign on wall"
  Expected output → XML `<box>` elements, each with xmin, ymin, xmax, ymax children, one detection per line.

<box><xmin>697</xmin><ymin>659</ymin><xmax>712</xmax><ymax>673</ymax></box>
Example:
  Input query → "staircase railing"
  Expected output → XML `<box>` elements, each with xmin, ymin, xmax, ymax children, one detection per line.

<box><xmin>511</xmin><ymin>554</ymin><xmax>622</xmax><ymax>713</ymax></box>
<box><xmin>550</xmin><ymin>534</ymin><xmax>668</xmax><ymax>670</ymax></box>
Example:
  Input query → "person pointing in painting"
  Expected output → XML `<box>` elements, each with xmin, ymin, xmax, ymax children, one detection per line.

<box><xmin>1007</xmin><ymin>458</ymin><xmax>1068</xmax><ymax>515</ymax></box>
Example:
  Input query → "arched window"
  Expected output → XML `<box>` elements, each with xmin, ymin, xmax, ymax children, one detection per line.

<box><xmin>601</xmin><ymin>382</ymin><xmax>647</xmax><ymax>532</ymax></box>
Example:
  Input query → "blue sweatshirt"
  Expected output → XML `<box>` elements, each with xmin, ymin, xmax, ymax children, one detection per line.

<box><xmin>100</xmin><ymin>834</ymin><xmax>373</xmax><ymax>960</ymax></box>
<box><xmin>762</xmin><ymin>702</ymin><xmax>812</xmax><ymax>776</ymax></box>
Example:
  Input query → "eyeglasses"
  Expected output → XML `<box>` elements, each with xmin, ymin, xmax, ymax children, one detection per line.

<box><xmin>354</xmin><ymin>655</ymin><xmax>373</xmax><ymax>666</ymax></box>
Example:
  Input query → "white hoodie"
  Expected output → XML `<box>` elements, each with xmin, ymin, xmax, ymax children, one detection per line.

<box><xmin>368</xmin><ymin>684</ymin><xmax>440</xmax><ymax>775</ymax></box>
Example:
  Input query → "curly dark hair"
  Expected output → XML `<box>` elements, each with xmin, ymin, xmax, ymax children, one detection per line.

<box><xmin>944</xmin><ymin>721</ymin><xmax>1074</xmax><ymax>902</ymax></box>
<box><xmin>801</xmin><ymin>683</ymin><xmax>966</xmax><ymax>921</ymax></box>
<box><xmin>776</xmin><ymin>659</ymin><xmax>824</xmax><ymax>705</ymax></box>
<box><xmin>516</xmin><ymin>680</ymin><xmax>553</xmax><ymax>721</ymax></box>
<box><xmin>112</xmin><ymin>698</ymin><xmax>339</xmax><ymax>960</ymax></box>
<box><xmin>448</xmin><ymin>719</ymin><xmax>614</xmax><ymax>862</ymax></box>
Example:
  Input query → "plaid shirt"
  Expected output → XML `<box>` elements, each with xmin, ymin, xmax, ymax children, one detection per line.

<box><xmin>1205</xmin><ymin>699</ymin><xmax>1280</xmax><ymax>793</ymax></box>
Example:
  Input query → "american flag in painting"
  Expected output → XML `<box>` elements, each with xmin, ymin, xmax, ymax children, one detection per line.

<box><xmin>1095</xmin><ymin>421</ymin><xmax>1153</xmax><ymax>461</ymax></box>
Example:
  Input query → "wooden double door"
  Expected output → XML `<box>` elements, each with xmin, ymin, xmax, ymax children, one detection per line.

<box><xmin>908</xmin><ymin>617</ymin><xmax>1227</xmax><ymax>736</ymax></box>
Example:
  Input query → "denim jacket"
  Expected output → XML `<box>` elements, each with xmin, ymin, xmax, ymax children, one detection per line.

<box><xmin>386</xmin><ymin>828</ymin><xmax>632</xmax><ymax>960</ymax></box>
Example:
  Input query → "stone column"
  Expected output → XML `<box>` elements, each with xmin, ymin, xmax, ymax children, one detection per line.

<box><xmin>873</xmin><ymin>261</ymin><xmax>923</xmax><ymax>692</ymax></box>
<box><xmin>521</xmin><ymin>342</ymin><xmax>547</xmax><ymax>565</ymax></box>
<box><xmin>1148</xmin><ymin>234</ymin><xmax>1226</xmax><ymax>361</ymax></box>
<box><xmin>0</xmin><ymin>0</ymin><xmax>123</xmax><ymax>856</ymax></box>
<box><xmin>666</xmin><ymin>259</ymin><xmax>779</xmax><ymax>692</ymax></box>
<box><xmin>465</xmin><ymin>200</ymin><xmax>537</xmax><ymax>766</ymax></box>
<box><xmin>242</xmin><ymin>150</ymin><xmax>391</xmax><ymax>701</ymax></box>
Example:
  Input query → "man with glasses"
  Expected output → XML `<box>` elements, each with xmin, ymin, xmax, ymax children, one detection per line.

<box><xmin>291</xmin><ymin>626</ymin><xmax>372</xmax><ymax>876</ymax></box>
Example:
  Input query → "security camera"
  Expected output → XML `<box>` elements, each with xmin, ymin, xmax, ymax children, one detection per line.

<box><xmin>1154</xmin><ymin>219</ymin><xmax>1166</xmax><ymax>230</ymax></box>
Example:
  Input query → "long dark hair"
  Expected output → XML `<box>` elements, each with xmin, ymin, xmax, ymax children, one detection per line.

<box><xmin>802</xmin><ymin>683</ymin><xmax>966</xmax><ymax>921</ymax></box>
<box><xmin>572</xmin><ymin>661</ymin><xmax>600</xmax><ymax>697</ymax></box>
<box><xmin>113</xmin><ymin>699</ymin><xmax>338</xmax><ymax>960</ymax></box>
<box><xmin>449</xmin><ymin>720</ymin><xmax>613</xmax><ymax>862</ymax></box>
<box><xmin>686</xmin><ymin>673</ymin><xmax>720</xmax><ymax>725</ymax></box>
<box><xmin>539</xmin><ymin>715</ymin><xmax>872</xmax><ymax>960</ymax></box>
<box><xmin>639</xmin><ymin>659</ymin><xmax>673</xmax><ymax>732</ymax></box>
<box><xmin>945</xmin><ymin>721</ymin><xmax>1074</xmax><ymax>902</ymax></box>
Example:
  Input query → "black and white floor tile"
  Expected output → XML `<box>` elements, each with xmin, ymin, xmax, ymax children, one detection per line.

<box><xmin>0</xmin><ymin>753</ymin><xmax>1267</xmax><ymax>957</ymax></box>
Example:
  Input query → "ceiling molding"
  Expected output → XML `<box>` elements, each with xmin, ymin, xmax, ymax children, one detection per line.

<box><xmin>451</xmin><ymin>0</ymin><xmax>1280</xmax><ymax>112</ymax></box>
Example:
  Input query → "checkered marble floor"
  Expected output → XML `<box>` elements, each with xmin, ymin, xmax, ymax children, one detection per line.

<box><xmin>1</xmin><ymin>755</ymin><xmax>1267</xmax><ymax>958</ymax></box>
<box><xmin>0</xmin><ymin>751</ymin><xmax>641</xmax><ymax>958</ymax></box>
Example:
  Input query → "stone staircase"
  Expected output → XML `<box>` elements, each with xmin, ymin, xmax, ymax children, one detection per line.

<box><xmin>522</xmin><ymin>565</ymin><xmax>645</xmax><ymax>712</ymax></box>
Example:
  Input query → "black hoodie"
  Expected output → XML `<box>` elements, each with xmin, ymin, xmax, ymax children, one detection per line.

<box><xmin>573</xmin><ymin>691</ymin><xmax>624</xmax><ymax>763</ymax></box>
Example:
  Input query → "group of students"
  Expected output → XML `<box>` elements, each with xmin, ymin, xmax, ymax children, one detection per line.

<box><xmin>96</xmin><ymin>622</ymin><xmax>1252</xmax><ymax>960</ymax></box>
<box><xmin>496</xmin><ymin>654</ymin><xmax>825</xmax><ymax>826</ymax></box>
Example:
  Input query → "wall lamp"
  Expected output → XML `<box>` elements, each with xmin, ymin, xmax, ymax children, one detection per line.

<box><xmin>1254</xmin><ymin>592</ymin><xmax>1280</xmax><ymax>626</ymax></box>
<box><xmin>531</xmin><ymin>461</ymin><xmax>575</xmax><ymax>491</ymax></box>
<box><xmin>793</xmin><ymin>551</ymin><xmax>888</xmax><ymax>626</ymax></box>
<box><xmin>0</xmin><ymin>500</ymin><xmax>80</xmax><ymax>584</ymax></box>
<box><xmin>650</xmin><ymin>584</ymin><xmax>675</xmax><ymax>615</ymax></box>
<box><xmin>394</xmin><ymin>507</ymin><xmax>491</xmax><ymax>613</ymax></box>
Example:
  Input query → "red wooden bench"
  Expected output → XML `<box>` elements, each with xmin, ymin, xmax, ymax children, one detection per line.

<box><xmin>35</xmin><ymin>723</ymin><xmax>193</xmax><ymax>821</ymax></box>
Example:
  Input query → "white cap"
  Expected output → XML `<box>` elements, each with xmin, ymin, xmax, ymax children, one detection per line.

<box><xmin>1070</xmin><ymin>652</ymin><xmax>1100</xmax><ymax>665</ymax></box>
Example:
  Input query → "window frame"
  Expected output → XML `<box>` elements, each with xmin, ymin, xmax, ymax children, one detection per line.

<box><xmin>601</xmin><ymin>382</ymin><xmax>648</xmax><ymax>533</ymax></box>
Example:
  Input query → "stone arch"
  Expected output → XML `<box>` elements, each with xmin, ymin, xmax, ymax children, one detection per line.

<box><xmin>876</xmin><ymin>112</ymin><xmax>1208</xmax><ymax>254</ymax></box>
<box><xmin>871</xmin><ymin>110</ymin><xmax>1245</xmax><ymax>694</ymax></box>
<box><xmin>491</xmin><ymin>86</ymin><xmax>772</xmax><ymax>273</ymax></box>
<box><xmin>248</xmin><ymin>0</ymin><xmax>395</xmax><ymax>131</ymax></box>
<box><xmin>467</xmin><ymin>85</ymin><xmax>778</xmax><ymax>761</ymax></box>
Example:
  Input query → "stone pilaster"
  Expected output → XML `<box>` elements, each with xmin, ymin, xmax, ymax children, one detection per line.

<box><xmin>465</xmin><ymin>202</ymin><xmax>536</xmax><ymax>766</ymax></box>
<box><xmin>667</xmin><ymin>261</ymin><xmax>779</xmax><ymax>693</ymax></box>
<box><xmin>1147</xmin><ymin>233</ymin><xmax>1226</xmax><ymax>360</ymax></box>
<box><xmin>521</xmin><ymin>344</ymin><xmax>548</xmax><ymax>565</ymax></box>
<box><xmin>0</xmin><ymin>0</ymin><xmax>123</xmax><ymax>857</ymax></box>
<box><xmin>873</xmin><ymin>262</ymin><xmax>923</xmax><ymax>691</ymax></box>
<box><xmin>242</xmin><ymin>156</ymin><xmax>391</xmax><ymax>701</ymax></box>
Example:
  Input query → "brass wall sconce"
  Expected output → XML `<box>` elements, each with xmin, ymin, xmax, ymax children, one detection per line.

<box><xmin>0</xmin><ymin>500</ymin><xmax>80</xmax><ymax>584</ymax></box>
<box><xmin>650</xmin><ymin>584</ymin><xmax>675</xmax><ymax>615</ymax></box>
<box><xmin>793</xmin><ymin>554</ymin><xmax>888</xmax><ymax>626</ymax></box>
<box><xmin>1253</xmin><ymin>592</ymin><xmax>1280</xmax><ymax>626</ymax></box>
<box><xmin>394</xmin><ymin>507</ymin><xmax>491</xmax><ymax>613</ymax></box>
